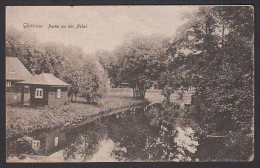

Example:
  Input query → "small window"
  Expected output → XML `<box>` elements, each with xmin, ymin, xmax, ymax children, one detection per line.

<box><xmin>56</xmin><ymin>89</ymin><xmax>61</xmax><ymax>98</ymax></box>
<box><xmin>54</xmin><ymin>137</ymin><xmax>59</xmax><ymax>146</ymax></box>
<box><xmin>35</xmin><ymin>88</ymin><xmax>43</xmax><ymax>98</ymax></box>
<box><xmin>6</xmin><ymin>81</ymin><xmax>11</xmax><ymax>87</ymax></box>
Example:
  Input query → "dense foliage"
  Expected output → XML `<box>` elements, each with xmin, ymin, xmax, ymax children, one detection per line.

<box><xmin>171</xmin><ymin>6</ymin><xmax>254</xmax><ymax>160</ymax></box>
<box><xmin>100</xmin><ymin>6</ymin><xmax>254</xmax><ymax>160</ymax></box>
<box><xmin>98</xmin><ymin>34</ymin><xmax>170</xmax><ymax>98</ymax></box>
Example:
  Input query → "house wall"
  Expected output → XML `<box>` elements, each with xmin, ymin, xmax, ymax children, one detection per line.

<box><xmin>6</xmin><ymin>80</ymin><xmax>26</xmax><ymax>92</ymax></box>
<box><xmin>6</xmin><ymin>80</ymin><xmax>16</xmax><ymax>92</ymax></box>
<box><xmin>30</xmin><ymin>85</ymin><xmax>48</xmax><ymax>106</ymax></box>
<box><xmin>48</xmin><ymin>87</ymin><xmax>68</xmax><ymax>107</ymax></box>
<box><xmin>29</xmin><ymin>85</ymin><xmax>68</xmax><ymax>107</ymax></box>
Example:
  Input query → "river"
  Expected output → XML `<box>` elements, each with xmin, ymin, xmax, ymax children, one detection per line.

<box><xmin>7</xmin><ymin>106</ymin><xmax>227</xmax><ymax>162</ymax></box>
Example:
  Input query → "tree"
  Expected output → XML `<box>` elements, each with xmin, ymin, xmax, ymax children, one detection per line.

<box><xmin>109</xmin><ymin>34</ymin><xmax>169</xmax><ymax>98</ymax></box>
<box><xmin>167</xmin><ymin>6</ymin><xmax>254</xmax><ymax>160</ymax></box>
<box><xmin>6</xmin><ymin>27</ymin><xmax>43</xmax><ymax>74</ymax></box>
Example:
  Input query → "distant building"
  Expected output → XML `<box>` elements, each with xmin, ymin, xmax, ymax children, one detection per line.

<box><xmin>17</xmin><ymin>73</ymin><xmax>71</xmax><ymax>107</ymax></box>
<box><xmin>120</xmin><ymin>82</ymin><xmax>130</xmax><ymax>88</ymax></box>
<box><xmin>6</xmin><ymin>57</ymin><xmax>32</xmax><ymax>92</ymax></box>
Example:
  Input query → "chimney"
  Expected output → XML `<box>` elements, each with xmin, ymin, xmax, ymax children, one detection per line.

<box><xmin>31</xmin><ymin>68</ymin><xmax>36</xmax><ymax>75</ymax></box>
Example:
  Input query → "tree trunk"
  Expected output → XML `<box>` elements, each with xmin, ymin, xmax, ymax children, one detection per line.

<box><xmin>75</xmin><ymin>93</ymin><xmax>77</xmax><ymax>102</ymax></box>
<box><xmin>222</xmin><ymin>22</ymin><xmax>225</xmax><ymax>46</ymax></box>
<box><xmin>133</xmin><ymin>84</ymin><xmax>146</xmax><ymax>99</ymax></box>
<box><xmin>164</xmin><ymin>95</ymin><xmax>170</xmax><ymax>103</ymax></box>
<box><xmin>133</xmin><ymin>88</ymin><xmax>136</xmax><ymax>98</ymax></box>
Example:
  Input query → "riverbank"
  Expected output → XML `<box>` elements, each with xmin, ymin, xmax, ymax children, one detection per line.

<box><xmin>6</xmin><ymin>90</ymin><xmax>149</xmax><ymax>139</ymax></box>
<box><xmin>7</xmin><ymin>104</ymin><xmax>200</xmax><ymax>162</ymax></box>
<box><xmin>6</xmin><ymin>88</ymin><xmax>194</xmax><ymax>139</ymax></box>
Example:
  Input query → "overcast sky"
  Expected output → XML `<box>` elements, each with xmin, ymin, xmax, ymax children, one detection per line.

<box><xmin>6</xmin><ymin>6</ymin><xmax>197</xmax><ymax>54</ymax></box>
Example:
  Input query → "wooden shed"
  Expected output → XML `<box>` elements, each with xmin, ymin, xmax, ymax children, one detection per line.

<box><xmin>17</xmin><ymin>73</ymin><xmax>71</xmax><ymax>107</ymax></box>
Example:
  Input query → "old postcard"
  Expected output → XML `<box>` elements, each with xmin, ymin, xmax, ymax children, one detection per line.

<box><xmin>5</xmin><ymin>6</ymin><xmax>254</xmax><ymax>162</ymax></box>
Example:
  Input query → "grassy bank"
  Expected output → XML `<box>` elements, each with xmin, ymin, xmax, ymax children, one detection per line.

<box><xmin>6</xmin><ymin>89</ymin><xmax>191</xmax><ymax>139</ymax></box>
<box><xmin>6</xmin><ymin>90</ymin><xmax>148</xmax><ymax>139</ymax></box>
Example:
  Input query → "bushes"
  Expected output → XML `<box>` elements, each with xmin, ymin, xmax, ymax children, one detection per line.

<box><xmin>6</xmin><ymin>93</ymin><xmax>20</xmax><ymax>105</ymax></box>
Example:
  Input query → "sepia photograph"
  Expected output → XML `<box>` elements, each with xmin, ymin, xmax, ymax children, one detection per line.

<box><xmin>5</xmin><ymin>5</ymin><xmax>254</xmax><ymax>162</ymax></box>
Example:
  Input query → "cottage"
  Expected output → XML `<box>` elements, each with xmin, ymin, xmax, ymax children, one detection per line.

<box><xmin>6</xmin><ymin>57</ymin><xmax>32</xmax><ymax>92</ymax></box>
<box><xmin>17</xmin><ymin>73</ymin><xmax>71</xmax><ymax>107</ymax></box>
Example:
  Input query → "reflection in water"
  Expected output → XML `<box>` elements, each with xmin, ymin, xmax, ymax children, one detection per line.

<box><xmin>8</xmin><ymin>108</ymin><xmax>201</xmax><ymax>162</ymax></box>
<box><xmin>173</xmin><ymin>127</ymin><xmax>199</xmax><ymax>161</ymax></box>
<box><xmin>62</xmin><ymin>108</ymin><xmax>200</xmax><ymax>162</ymax></box>
<box><xmin>87</xmin><ymin>139</ymin><xmax>117</xmax><ymax>162</ymax></box>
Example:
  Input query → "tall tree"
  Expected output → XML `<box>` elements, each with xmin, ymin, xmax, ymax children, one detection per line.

<box><xmin>110</xmin><ymin>34</ymin><xmax>169</xmax><ymax>98</ymax></box>
<box><xmin>168</xmin><ymin>6</ymin><xmax>254</xmax><ymax>160</ymax></box>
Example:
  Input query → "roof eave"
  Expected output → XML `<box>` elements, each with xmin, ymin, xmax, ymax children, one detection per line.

<box><xmin>16</xmin><ymin>83</ymin><xmax>71</xmax><ymax>87</ymax></box>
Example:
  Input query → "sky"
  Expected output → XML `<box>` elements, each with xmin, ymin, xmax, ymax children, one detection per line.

<box><xmin>6</xmin><ymin>6</ymin><xmax>197</xmax><ymax>54</ymax></box>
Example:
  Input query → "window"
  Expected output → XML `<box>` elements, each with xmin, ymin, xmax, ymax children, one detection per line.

<box><xmin>35</xmin><ymin>88</ymin><xmax>43</xmax><ymax>98</ymax></box>
<box><xmin>32</xmin><ymin>140</ymin><xmax>40</xmax><ymax>150</ymax></box>
<box><xmin>56</xmin><ymin>89</ymin><xmax>62</xmax><ymax>98</ymax></box>
<box><xmin>54</xmin><ymin>137</ymin><xmax>59</xmax><ymax>146</ymax></box>
<box><xmin>6</xmin><ymin>81</ymin><xmax>11</xmax><ymax>87</ymax></box>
